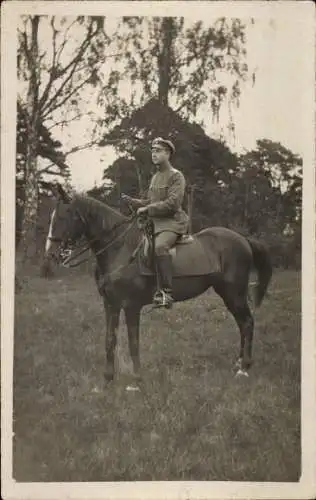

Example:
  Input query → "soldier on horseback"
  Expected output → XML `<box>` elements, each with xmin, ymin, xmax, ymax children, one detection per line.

<box><xmin>122</xmin><ymin>137</ymin><xmax>189</xmax><ymax>308</ymax></box>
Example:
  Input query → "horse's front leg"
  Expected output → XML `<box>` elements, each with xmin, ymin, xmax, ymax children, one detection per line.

<box><xmin>103</xmin><ymin>299</ymin><xmax>120</xmax><ymax>384</ymax></box>
<box><xmin>124</xmin><ymin>304</ymin><xmax>142</xmax><ymax>382</ymax></box>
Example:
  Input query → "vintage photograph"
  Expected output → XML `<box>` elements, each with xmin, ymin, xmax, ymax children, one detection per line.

<box><xmin>2</xmin><ymin>1</ymin><xmax>315</xmax><ymax>499</ymax></box>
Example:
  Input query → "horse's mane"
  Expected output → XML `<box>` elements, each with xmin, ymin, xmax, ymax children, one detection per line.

<box><xmin>72</xmin><ymin>193</ymin><xmax>128</xmax><ymax>226</ymax></box>
<box><xmin>70</xmin><ymin>192</ymin><xmax>141</xmax><ymax>250</ymax></box>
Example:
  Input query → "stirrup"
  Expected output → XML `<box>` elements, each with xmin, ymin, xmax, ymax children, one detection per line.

<box><xmin>153</xmin><ymin>289</ymin><xmax>173</xmax><ymax>309</ymax></box>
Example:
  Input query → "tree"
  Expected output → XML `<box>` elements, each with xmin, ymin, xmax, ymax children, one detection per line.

<box><xmin>17</xmin><ymin>15</ymin><xmax>114</xmax><ymax>261</ymax></box>
<box><xmin>101</xmin><ymin>99</ymin><xmax>239</xmax><ymax>230</ymax></box>
<box><xmin>98</xmin><ymin>16</ymin><xmax>254</xmax><ymax>133</ymax></box>
<box><xmin>96</xmin><ymin>16</ymin><xmax>254</xmax><ymax>225</ymax></box>
<box><xmin>238</xmin><ymin>139</ymin><xmax>302</xmax><ymax>234</ymax></box>
<box><xmin>16</xmin><ymin>101</ymin><xmax>69</xmax><ymax>186</ymax></box>
<box><xmin>16</xmin><ymin>101</ymin><xmax>69</xmax><ymax>251</ymax></box>
<box><xmin>19</xmin><ymin>15</ymin><xmax>41</xmax><ymax>260</ymax></box>
<box><xmin>233</xmin><ymin>140</ymin><xmax>303</xmax><ymax>267</ymax></box>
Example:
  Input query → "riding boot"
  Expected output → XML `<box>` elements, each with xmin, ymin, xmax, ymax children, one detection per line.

<box><xmin>153</xmin><ymin>254</ymin><xmax>174</xmax><ymax>308</ymax></box>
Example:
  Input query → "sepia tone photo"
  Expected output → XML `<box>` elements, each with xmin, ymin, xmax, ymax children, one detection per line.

<box><xmin>1</xmin><ymin>1</ymin><xmax>315</xmax><ymax>499</ymax></box>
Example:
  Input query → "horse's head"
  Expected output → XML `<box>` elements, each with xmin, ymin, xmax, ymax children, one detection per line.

<box><xmin>44</xmin><ymin>183</ymin><xmax>86</xmax><ymax>265</ymax></box>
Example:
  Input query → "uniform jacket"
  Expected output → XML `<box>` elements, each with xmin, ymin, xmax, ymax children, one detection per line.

<box><xmin>130</xmin><ymin>167</ymin><xmax>189</xmax><ymax>235</ymax></box>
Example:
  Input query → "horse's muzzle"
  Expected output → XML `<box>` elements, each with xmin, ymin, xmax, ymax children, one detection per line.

<box><xmin>59</xmin><ymin>248</ymin><xmax>73</xmax><ymax>267</ymax></box>
<box><xmin>45</xmin><ymin>237</ymin><xmax>64</xmax><ymax>265</ymax></box>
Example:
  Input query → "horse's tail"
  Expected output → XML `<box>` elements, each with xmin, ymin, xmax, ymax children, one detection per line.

<box><xmin>247</xmin><ymin>237</ymin><xmax>273</xmax><ymax>308</ymax></box>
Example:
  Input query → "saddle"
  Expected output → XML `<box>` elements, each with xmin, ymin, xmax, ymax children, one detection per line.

<box><xmin>136</xmin><ymin>218</ymin><xmax>218</xmax><ymax>278</ymax></box>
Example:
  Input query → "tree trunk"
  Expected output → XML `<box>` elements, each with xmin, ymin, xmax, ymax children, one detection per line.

<box><xmin>158</xmin><ymin>18</ymin><xmax>174</xmax><ymax>107</ymax></box>
<box><xmin>21</xmin><ymin>152</ymin><xmax>39</xmax><ymax>261</ymax></box>
<box><xmin>20</xmin><ymin>16</ymin><xmax>40</xmax><ymax>262</ymax></box>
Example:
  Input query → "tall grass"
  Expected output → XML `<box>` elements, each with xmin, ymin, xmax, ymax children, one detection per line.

<box><xmin>13</xmin><ymin>269</ymin><xmax>301</xmax><ymax>481</ymax></box>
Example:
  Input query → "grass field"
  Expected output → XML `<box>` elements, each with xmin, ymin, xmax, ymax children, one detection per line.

<box><xmin>13</xmin><ymin>268</ymin><xmax>301</xmax><ymax>482</ymax></box>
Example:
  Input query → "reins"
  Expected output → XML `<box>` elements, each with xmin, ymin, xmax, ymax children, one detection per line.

<box><xmin>61</xmin><ymin>211</ymin><xmax>139</xmax><ymax>269</ymax></box>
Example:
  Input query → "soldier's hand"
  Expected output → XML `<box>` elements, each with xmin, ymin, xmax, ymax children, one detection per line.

<box><xmin>137</xmin><ymin>207</ymin><xmax>148</xmax><ymax>216</ymax></box>
<box><xmin>121</xmin><ymin>193</ymin><xmax>132</xmax><ymax>202</ymax></box>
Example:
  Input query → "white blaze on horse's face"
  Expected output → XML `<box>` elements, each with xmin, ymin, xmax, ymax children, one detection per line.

<box><xmin>45</xmin><ymin>209</ymin><xmax>56</xmax><ymax>254</ymax></box>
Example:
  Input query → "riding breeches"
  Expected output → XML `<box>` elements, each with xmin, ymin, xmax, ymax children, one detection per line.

<box><xmin>155</xmin><ymin>231</ymin><xmax>179</xmax><ymax>256</ymax></box>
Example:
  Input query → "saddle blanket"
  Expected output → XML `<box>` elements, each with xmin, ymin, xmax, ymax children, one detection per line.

<box><xmin>137</xmin><ymin>235</ymin><xmax>220</xmax><ymax>277</ymax></box>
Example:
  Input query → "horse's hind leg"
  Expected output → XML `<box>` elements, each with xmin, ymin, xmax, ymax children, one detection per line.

<box><xmin>214</xmin><ymin>281</ymin><xmax>254</xmax><ymax>375</ymax></box>
<box><xmin>235</xmin><ymin>303</ymin><xmax>254</xmax><ymax>375</ymax></box>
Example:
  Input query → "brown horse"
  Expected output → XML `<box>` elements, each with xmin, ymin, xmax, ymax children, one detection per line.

<box><xmin>44</xmin><ymin>185</ymin><xmax>272</xmax><ymax>386</ymax></box>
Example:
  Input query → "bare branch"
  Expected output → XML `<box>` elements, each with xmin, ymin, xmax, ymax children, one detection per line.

<box><xmin>41</xmin><ymin>63</ymin><xmax>78</xmax><ymax>116</ymax></box>
<box><xmin>174</xmin><ymin>99</ymin><xmax>191</xmax><ymax>114</ymax></box>
<box><xmin>55</xmin><ymin>18</ymin><xmax>78</xmax><ymax>65</ymax></box>
<box><xmin>51</xmin><ymin>17</ymin><xmax>57</xmax><ymax>66</ymax></box>
<box><xmin>39</xmin><ymin>168</ymin><xmax>64</xmax><ymax>176</ymax></box>
<box><xmin>47</xmin><ymin>111</ymin><xmax>88</xmax><ymax>130</ymax></box>
<box><xmin>40</xmin><ymin>24</ymin><xmax>100</xmax><ymax>116</ymax></box>
<box><xmin>39</xmin><ymin>18</ymin><xmax>98</xmax><ymax>116</ymax></box>
<box><xmin>38</xmin><ymin>162</ymin><xmax>56</xmax><ymax>175</ymax></box>
<box><xmin>42</xmin><ymin>73</ymin><xmax>92</xmax><ymax>119</ymax></box>
<box><xmin>65</xmin><ymin>141</ymin><xmax>97</xmax><ymax>156</ymax></box>
<box><xmin>38</xmin><ymin>17</ymin><xmax>61</xmax><ymax>111</ymax></box>
<box><xmin>53</xmin><ymin>21</ymin><xmax>97</xmax><ymax>80</ymax></box>
<box><xmin>90</xmin><ymin>120</ymin><xmax>100</xmax><ymax>144</ymax></box>
<box><xmin>42</xmin><ymin>59</ymin><xmax>96</xmax><ymax>118</ymax></box>
<box><xmin>38</xmin><ymin>50</ymin><xmax>47</xmax><ymax>64</ymax></box>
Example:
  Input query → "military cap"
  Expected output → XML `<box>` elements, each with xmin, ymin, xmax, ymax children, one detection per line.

<box><xmin>151</xmin><ymin>137</ymin><xmax>176</xmax><ymax>155</ymax></box>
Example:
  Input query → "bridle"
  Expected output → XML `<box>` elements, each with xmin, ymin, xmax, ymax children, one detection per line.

<box><xmin>49</xmin><ymin>207</ymin><xmax>139</xmax><ymax>269</ymax></box>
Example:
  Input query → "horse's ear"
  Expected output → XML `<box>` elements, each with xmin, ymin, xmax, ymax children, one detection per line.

<box><xmin>51</xmin><ymin>182</ymin><xmax>72</xmax><ymax>203</ymax></box>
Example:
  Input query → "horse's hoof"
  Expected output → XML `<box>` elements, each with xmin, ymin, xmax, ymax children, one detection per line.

<box><xmin>126</xmin><ymin>384</ymin><xmax>141</xmax><ymax>392</ymax></box>
<box><xmin>235</xmin><ymin>369</ymin><xmax>249</xmax><ymax>378</ymax></box>
<box><xmin>91</xmin><ymin>385</ymin><xmax>103</xmax><ymax>394</ymax></box>
<box><xmin>235</xmin><ymin>358</ymin><xmax>242</xmax><ymax>369</ymax></box>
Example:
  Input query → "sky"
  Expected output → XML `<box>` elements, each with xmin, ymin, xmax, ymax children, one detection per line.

<box><xmin>35</xmin><ymin>10</ymin><xmax>310</xmax><ymax>191</ymax></box>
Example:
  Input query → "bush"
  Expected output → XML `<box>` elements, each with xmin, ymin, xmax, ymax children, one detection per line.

<box><xmin>262</xmin><ymin>233</ymin><xmax>301</xmax><ymax>270</ymax></box>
